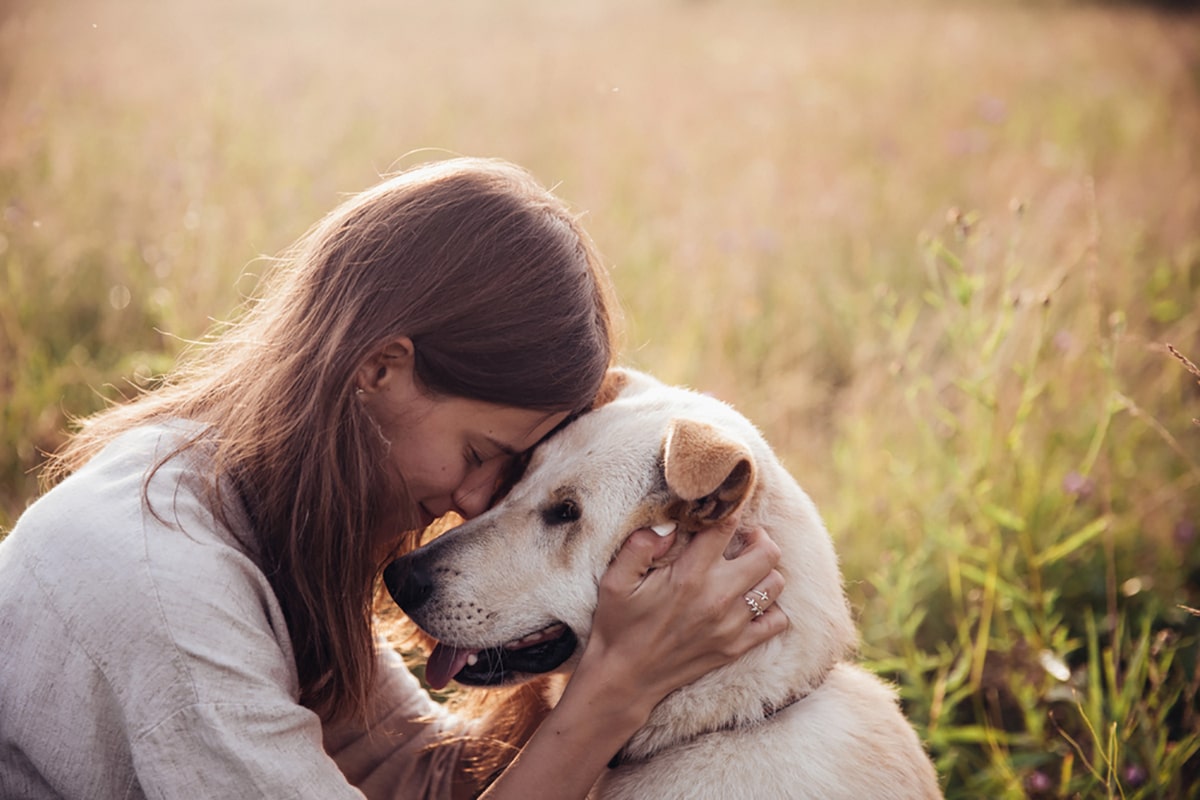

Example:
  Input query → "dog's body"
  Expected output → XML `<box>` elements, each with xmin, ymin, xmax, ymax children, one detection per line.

<box><xmin>386</xmin><ymin>369</ymin><xmax>941</xmax><ymax>798</ymax></box>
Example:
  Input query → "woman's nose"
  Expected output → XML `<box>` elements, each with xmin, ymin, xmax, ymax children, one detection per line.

<box><xmin>452</xmin><ymin>461</ymin><xmax>505</xmax><ymax>519</ymax></box>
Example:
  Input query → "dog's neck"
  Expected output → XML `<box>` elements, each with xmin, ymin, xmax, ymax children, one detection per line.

<box><xmin>607</xmin><ymin>664</ymin><xmax>833</xmax><ymax>769</ymax></box>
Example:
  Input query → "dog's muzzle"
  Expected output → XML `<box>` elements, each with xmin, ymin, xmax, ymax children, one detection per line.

<box><xmin>383</xmin><ymin>551</ymin><xmax>579</xmax><ymax>689</ymax></box>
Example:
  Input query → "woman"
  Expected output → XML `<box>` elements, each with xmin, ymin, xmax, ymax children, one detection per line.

<box><xmin>0</xmin><ymin>158</ymin><xmax>785</xmax><ymax>799</ymax></box>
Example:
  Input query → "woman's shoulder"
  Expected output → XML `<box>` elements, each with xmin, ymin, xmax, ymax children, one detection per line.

<box><xmin>1</xmin><ymin>420</ymin><xmax>298</xmax><ymax>716</ymax></box>
<box><xmin>10</xmin><ymin>419</ymin><xmax>240</xmax><ymax>553</ymax></box>
<box><xmin>0</xmin><ymin>428</ymin><xmax>364</xmax><ymax>798</ymax></box>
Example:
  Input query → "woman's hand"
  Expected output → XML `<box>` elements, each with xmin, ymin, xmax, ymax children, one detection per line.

<box><xmin>582</xmin><ymin>518</ymin><xmax>786</xmax><ymax>719</ymax></box>
<box><xmin>473</xmin><ymin>519</ymin><xmax>784</xmax><ymax>800</ymax></box>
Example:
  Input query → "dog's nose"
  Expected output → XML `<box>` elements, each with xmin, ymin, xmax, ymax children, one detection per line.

<box><xmin>383</xmin><ymin>555</ymin><xmax>434</xmax><ymax>613</ymax></box>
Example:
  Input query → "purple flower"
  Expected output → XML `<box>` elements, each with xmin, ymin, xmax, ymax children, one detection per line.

<box><xmin>1052</xmin><ymin>330</ymin><xmax>1075</xmax><ymax>355</ymax></box>
<box><xmin>1062</xmin><ymin>471</ymin><xmax>1095</xmax><ymax>499</ymax></box>
<box><xmin>978</xmin><ymin>95</ymin><xmax>1009</xmax><ymax>125</ymax></box>
<box><xmin>1025</xmin><ymin>770</ymin><xmax>1053</xmax><ymax>794</ymax></box>
<box><xmin>1123</xmin><ymin>763</ymin><xmax>1147</xmax><ymax>788</ymax></box>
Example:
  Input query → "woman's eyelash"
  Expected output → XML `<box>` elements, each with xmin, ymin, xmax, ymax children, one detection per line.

<box><xmin>466</xmin><ymin>447</ymin><xmax>484</xmax><ymax>467</ymax></box>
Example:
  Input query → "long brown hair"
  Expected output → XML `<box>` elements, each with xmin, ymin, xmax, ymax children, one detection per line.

<box><xmin>46</xmin><ymin>157</ymin><xmax>619</xmax><ymax>722</ymax></box>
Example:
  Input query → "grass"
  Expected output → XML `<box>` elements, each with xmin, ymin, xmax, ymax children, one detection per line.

<box><xmin>2</xmin><ymin>0</ymin><xmax>1198</xmax><ymax>795</ymax></box>
<box><xmin>834</xmin><ymin>210</ymin><xmax>1200</xmax><ymax>796</ymax></box>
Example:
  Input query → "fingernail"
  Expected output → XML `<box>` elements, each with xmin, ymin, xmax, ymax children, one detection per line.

<box><xmin>650</xmin><ymin>522</ymin><xmax>677</xmax><ymax>537</ymax></box>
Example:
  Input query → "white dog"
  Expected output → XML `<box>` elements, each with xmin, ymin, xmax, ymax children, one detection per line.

<box><xmin>386</xmin><ymin>369</ymin><xmax>942</xmax><ymax>799</ymax></box>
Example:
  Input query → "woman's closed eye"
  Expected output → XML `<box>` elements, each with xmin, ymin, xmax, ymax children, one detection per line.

<box><xmin>465</xmin><ymin>446</ymin><xmax>485</xmax><ymax>468</ymax></box>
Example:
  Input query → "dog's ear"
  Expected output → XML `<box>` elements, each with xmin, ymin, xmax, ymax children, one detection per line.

<box><xmin>591</xmin><ymin>367</ymin><xmax>664</xmax><ymax>410</ymax></box>
<box><xmin>662</xmin><ymin>418</ymin><xmax>755</xmax><ymax>526</ymax></box>
<box><xmin>590</xmin><ymin>368</ymin><xmax>631</xmax><ymax>410</ymax></box>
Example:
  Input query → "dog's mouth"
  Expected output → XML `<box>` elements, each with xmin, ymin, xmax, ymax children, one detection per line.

<box><xmin>424</xmin><ymin>622</ymin><xmax>579</xmax><ymax>690</ymax></box>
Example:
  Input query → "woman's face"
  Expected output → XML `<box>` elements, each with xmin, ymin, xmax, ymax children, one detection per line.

<box><xmin>358</xmin><ymin>339</ymin><xmax>569</xmax><ymax>528</ymax></box>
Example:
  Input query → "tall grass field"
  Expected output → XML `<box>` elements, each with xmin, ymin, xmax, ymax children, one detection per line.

<box><xmin>2</xmin><ymin>0</ymin><xmax>1198</xmax><ymax>795</ymax></box>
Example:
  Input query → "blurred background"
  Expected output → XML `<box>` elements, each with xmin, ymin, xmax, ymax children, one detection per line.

<box><xmin>2</xmin><ymin>0</ymin><xmax>1198</xmax><ymax>795</ymax></box>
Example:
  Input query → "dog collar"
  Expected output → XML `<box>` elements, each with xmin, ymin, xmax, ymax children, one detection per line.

<box><xmin>607</xmin><ymin>673</ymin><xmax>827</xmax><ymax>770</ymax></box>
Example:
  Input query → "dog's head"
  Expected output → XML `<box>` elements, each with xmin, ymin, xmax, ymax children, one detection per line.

<box><xmin>384</xmin><ymin>368</ymin><xmax>774</xmax><ymax>690</ymax></box>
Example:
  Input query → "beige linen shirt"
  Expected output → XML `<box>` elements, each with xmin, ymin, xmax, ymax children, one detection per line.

<box><xmin>0</xmin><ymin>423</ymin><xmax>468</xmax><ymax>798</ymax></box>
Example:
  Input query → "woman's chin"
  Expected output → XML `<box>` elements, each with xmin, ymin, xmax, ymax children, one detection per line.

<box><xmin>417</xmin><ymin>505</ymin><xmax>436</xmax><ymax>529</ymax></box>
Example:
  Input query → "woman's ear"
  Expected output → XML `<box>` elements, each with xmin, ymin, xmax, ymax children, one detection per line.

<box><xmin>356</xmin><ymin>337</ymin><xmax>415</xmax><ymax>395</ymax></box>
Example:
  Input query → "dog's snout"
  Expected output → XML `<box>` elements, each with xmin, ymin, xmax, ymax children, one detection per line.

<box><xmin>383</xmin><ymin>555</ymin><xmax>434</xmax><ymax>613</ymax></box>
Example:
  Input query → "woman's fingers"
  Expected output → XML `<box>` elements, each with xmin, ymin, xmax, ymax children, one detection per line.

<box><xmin>672</xmin><ymin>520</ymin><xmax>782</xmax><ymax>613</ymax></box>
<box><xmin>601</xmin><ymin>526</ymin><xmax>676</xmax><ymax>594</ymax></box>
<box><xmin>604</xmin><ymin>520</ymin><xmax>784</xmax><ymax>625</ymax></box>
<box><xmin>742</xmin><ymin>568</ymin><xmax>785</xmax><ymax>621</ymax></box>
<box><xmin>687</xmin><ymin>523</ymin><xmax>787</xmax><ymax>660</ymax></box>
<box><xmin>672</xmin><ymin>515</ymin><xmax>739</xmax><ymax>562</ymax></box>
<box><xmin>587</xmin><ymin>519</ymin><xmax>789</xmax><ymax>709</ymax></box>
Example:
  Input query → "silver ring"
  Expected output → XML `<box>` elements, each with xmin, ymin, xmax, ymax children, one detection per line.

<box><xmin>745</xmin><ymin>594</ymin><xmax>765</xmax><ymax>618</ymax></box>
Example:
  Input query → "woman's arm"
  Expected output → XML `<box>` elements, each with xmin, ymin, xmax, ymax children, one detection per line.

<box><xmin>471</xmin><ymin>519</ymin><xmax>786</xmax><ymax>800</ymax></box>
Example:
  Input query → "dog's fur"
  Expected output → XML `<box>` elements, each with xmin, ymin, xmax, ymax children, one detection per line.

<box><xmin>386</xmin><ymin>369</ymin><xmax>942</xmax><ymax>798</ymax></box>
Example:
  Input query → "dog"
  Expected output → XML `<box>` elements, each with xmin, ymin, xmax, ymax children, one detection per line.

<box><xmin>385</xmin><ymin>368</ymin><xmax>942</xmax><ymax>798</ymax></box>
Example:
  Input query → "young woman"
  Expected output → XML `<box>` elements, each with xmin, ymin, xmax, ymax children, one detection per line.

<box><xmin>0</xmin><ymin>158</ymin><xmax>785</xmax><ymax>799</ymax></box>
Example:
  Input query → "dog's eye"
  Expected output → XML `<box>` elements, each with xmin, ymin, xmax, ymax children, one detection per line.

<box><xmin>543</xmin><ymin>498</ymin><xmax>581</xmax><ymax>526</ymax></box>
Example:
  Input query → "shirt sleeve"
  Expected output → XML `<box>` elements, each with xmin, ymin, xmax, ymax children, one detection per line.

<box><xmin>124</xmin><ymin>615</ymin><xmax>468</xmax><ymax>799</ymax></box>
<box><xmin>323</xmin><ymin>648</ymin><xmax>475</xmax><ymax>800</ymax></box>
<box><xmin>130</xmin><ymin>649</ymin><xmax>471</xmax><ymax>800</ymax></box>
<box><xmin>133</xmin><ymin>701</ymin><xmax>365</xmax><ymax>799</ymax></box>
<box><xmin>13</xmin><ymin>424</ymin><xmax>473</xmax><ymax>800</ymax></box>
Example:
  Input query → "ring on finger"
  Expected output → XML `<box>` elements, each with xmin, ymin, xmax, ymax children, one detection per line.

<box><xmin>744</xmin><ymin>592</ymin><xmax>766</xmax><ymax>618</ymax></box>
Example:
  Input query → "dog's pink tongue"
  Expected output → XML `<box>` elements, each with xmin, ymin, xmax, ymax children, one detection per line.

<box><xmin>425</xmin><ymin>643</ymin><xmax>476</xmax><ymax>691</ymax></box>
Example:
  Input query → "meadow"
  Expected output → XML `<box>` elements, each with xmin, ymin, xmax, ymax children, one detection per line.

<box><xmin>2</xmin><ymin>0</ymin><xmax>1198</xmax><ymax>795</ymax></box>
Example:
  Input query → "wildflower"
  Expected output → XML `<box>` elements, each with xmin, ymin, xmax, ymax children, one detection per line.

<box><xmin>1174</xmin><ymin>520</ymin><xmax>1196</xmax><ymax>547</ymax></box>
<box><xmin>1123</xmin><ymin>764</ymin><xmax>1147</xmax><ymax>788</ymax></box>
<box><xmin>1025</xmin><ymin>770</ymin><xmax>1052</xmax><ymax>795</ymax></box>
<box><xmin>1062</xmin><ymin>471</ymin><xmax>1095</xmax><ymax>500</ymax></box>
<box><xmin>1052</xmin><ymin>330</ymin><xmax>1075</xmax><ymax>355</ymax></box>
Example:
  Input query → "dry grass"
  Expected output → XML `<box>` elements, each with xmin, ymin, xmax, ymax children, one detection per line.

<box><xmin>2</xmin><ymin>0</ymin><xmax>1199</xmax><ymax>794</ymax></box>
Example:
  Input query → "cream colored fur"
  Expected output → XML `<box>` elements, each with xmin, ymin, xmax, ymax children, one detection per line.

<box><xmin>399</xmin><ymin>369</ymin><xmax>942</xmax><ymax>798</ymax></box>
